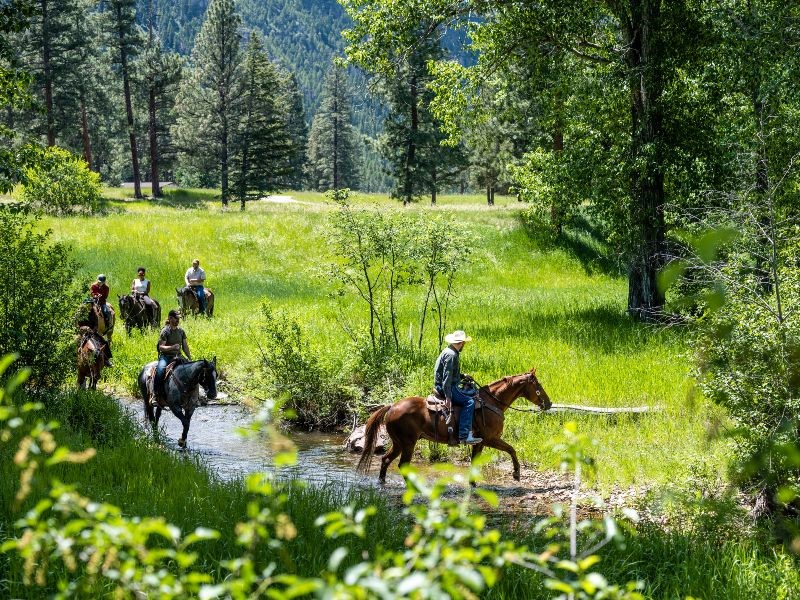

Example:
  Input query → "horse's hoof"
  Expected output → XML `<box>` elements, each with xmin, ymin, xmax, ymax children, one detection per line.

<box><xmin>178</xmin><ymin>439</ymin><xmax>186</xmax><ymax>448</ymax></box>
<box><xmin>378</xmin><ymin>478</ymin><xmax>386</xmax><ymax>485</ymax></box>
<box><xmin>513</xmin><ymin>471</ymin><xmax>521</xmax><ymax>481</ymax></box>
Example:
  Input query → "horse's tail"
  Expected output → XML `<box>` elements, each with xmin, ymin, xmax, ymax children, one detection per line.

<box><xmin>357</xmin><ymin>405</ymin><xmax>391</xmax><ymax>474</ymax></box>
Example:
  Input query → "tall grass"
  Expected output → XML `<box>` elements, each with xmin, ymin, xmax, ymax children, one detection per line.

<box><xmin>42</xmin><ymin>189</ymin><xmax>729</xmax><ymax>490</ymax></box>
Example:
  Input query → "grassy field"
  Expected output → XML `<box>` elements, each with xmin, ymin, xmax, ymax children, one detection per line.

<box><xmin>3</xmin><ymin>186</ymin><xmax>797</xmax><ymax>598</ymax></box>
<box><xmin>39</xmin><ymin>187</ymin><xmax>730</xmax><ymax>492</ymax></box>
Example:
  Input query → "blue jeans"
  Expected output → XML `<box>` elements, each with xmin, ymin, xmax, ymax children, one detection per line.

<box><xmin>156</xmin><ymin>354</ymin><xmax>175</xmax><ymax>396</ymax></box>
<box><xmin>191</xmin><ymin>285</ymin><xmax>206</xmax><ymax>313</ymax></box>
<box><xmin>437</xmin><ymin>384</ymin><xmax>478</xmax><ymax>440</ymax></box>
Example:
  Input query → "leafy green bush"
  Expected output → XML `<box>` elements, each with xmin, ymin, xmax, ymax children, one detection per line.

<box><xmin>254</xmin><ymin>301</ymin><xmax>356</xmax><ymax>429</ymax></box>
<box><xmin>19</xmin><ymin>146</ymin><xmax>101</xmax><ymax>214</ymax></box>
<box><xmin>0</xmin><ymin>208</ymin><xmax>81</xmax><ymax>391</ymax></box>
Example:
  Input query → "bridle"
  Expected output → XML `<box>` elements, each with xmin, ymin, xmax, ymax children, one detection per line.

<box><xmin>198</xmin><ymin>360</ymin><xmax>217</xmax><ymax>397</ymax></box>
<box><xmin>476</xmin><ymin>373</ymin><xmax>547</xmax><ymax>413</ymax></box>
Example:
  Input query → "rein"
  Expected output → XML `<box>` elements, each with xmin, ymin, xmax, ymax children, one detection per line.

<box><xmin>476</xmin><ymin>376</ymin><xmax>544</xmax><ymax>414</ymax></box>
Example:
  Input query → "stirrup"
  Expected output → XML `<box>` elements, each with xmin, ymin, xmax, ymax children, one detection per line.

<box><xmin>459</xmin><ymin>433</ymin><xmax>482</xmax><ymax>445</ymax></box>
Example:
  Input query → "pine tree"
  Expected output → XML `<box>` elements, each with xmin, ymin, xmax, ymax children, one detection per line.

<box><xmin>173</xmin><ymin>0</ymin><xmax>243</xmax><ymax>205</ymax></box>
<box><xmin>306</xmin><ymin>63</ymin><xmax>360</xmax><ymax>191</ymax></box>
<box><xmin>139</xmin><ymin>0</ymin><xmax>183</xmax><ymax>196</ymax></box>
<box><xmin>280</xmin><ymin>70</ymin><xmax>308</xmax><ymax>190</ymax></box>
<box><xmin>230</xmin><ymin>32</ymin><xmax>291</xmax><ymax>210</ymax></box>
<box><xmin>381</xmin><ymin>35</ymin><xmax>466</xmax><ymax>204</ymax></box>
<box><xmin>105</xmin><ymin>0</ymin><xmax>144</xmax><ymax>198</ymax></box>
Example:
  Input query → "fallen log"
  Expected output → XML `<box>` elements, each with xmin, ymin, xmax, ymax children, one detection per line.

<box><xmin>544</xmin><ymin>404</ymin><xmax>658</xmax><ymax>414</ymax></box>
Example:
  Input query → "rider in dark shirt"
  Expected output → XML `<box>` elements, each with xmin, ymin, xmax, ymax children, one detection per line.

<box><xmin>433</xmin><ymin>330</ymin><xmax>482</xmax><ymax>445</ymax></box>
<box><xmin>154</xmin><ymin>310</ymin><xmax>192</xmax><ymax>401</ymax></box>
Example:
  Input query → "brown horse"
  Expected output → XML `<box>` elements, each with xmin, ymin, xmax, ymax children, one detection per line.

<box><xmin>77</xmin><ymin>328</ymin><xmax>108</xmax><ymax>389</ymax></box>
<box><xmin>77</xmin><ymin>299</ymin><xmax>115</xmax><ymax>342</ymax></box>
<box><xmin>358</xmin><ymin>368</ymin><xmax>552</xmax><ymax>483</ymax></box>
<box><xmin>176</xmin><ymin>286</ymin><xmax>214</xmax><ymax>317</ymax></box>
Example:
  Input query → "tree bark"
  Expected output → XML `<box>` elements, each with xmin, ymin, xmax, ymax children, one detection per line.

<box><xmin>403</xmin><ymin>73</ymin><xmax>418</xmax><ymax>205</ymax></box>
<box><xmin>621</xmin><ymin>0</ymin><xmax>666</xmax><ymax>321</ymax></box>
<box><xmin>116</xmin><ymin>3</ymin><xmax>142</xmax><ymax>199</ymax></box>
<box><xmin>147</xmin><ymin>0</ymin><xmax>161</xmax><ymax>198</ymax></box>
<box><xmin>41</xmin><ymin>0</ymin><xmax>55</xmax><ymax>146</ymax></box>
<box><xmin>80</xmin><ymin>94</ymin><xmax>92</xmax><ymax>167</ymax></box>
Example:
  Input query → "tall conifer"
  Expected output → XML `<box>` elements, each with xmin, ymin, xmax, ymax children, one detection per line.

<box><xmin>231</xmin><ymin>32</ymin><xmax>291</xmax><ymax>210</ymax></box>
<box><xmin>306</xmin><ymin>63</ymin><xmax>360</xmax><ymax>191</ymax></box>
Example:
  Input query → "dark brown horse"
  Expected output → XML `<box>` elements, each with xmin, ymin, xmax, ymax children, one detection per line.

<box><xmin>119</xmin><ymin>293</ymin><xmax>161</xmax><ymax>333</ymax></box>
<box><xmin>358</xmin><ymin>368</ymin><xmax>552</xmax><ymax>483</ymax></box>
<box><xmin>77</xmin><ymin>328</ymin><xmax>108</xmax><ymax>389</ymax></box>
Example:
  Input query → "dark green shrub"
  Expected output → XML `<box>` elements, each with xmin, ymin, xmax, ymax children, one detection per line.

<box><xmin>0</xmin><ymin>208</ymin><xmax>81</xmax><ymax>391</ymax></box>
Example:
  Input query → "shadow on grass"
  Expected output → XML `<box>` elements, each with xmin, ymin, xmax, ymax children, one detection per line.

<box><xmin>97</xmin><ymin>188</ymin><xmax>217</xmax><ymax>211</ymax></box>
<box><xmin>152</xmin><ymin>188</ymin><xmax>217</xmax><ymax>208</ymax></box>
<box><xmin>519</xmin><ymin>211</ymin><xmax>625</xmax><ymax>277</ymax></box>
<box><xmin>471</xmin><ymin>303</ymin><xmax>662</xmax><ymax>358</ymax></box>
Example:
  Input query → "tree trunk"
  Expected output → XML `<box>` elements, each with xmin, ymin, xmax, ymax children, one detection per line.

<box><xmin>490</xmin><ymin>186</ymin><xmax>495</xmax><ymax>205</ymax></box>
<box><xmin>404</xmin><ymin>73</ymin><xmax>418</xmax><ymax>205</ymax></box>
<box><xmin>147</xmin><ymin>0</ymin><xmax>161</xmax><ymax>198</ymax></box>
<box><xmin>333</xmin><ymin>69</ymin><xmax>339</xmax><ymax>191</ymax></box>
<box><xmin>221</xmin><ymin>112</ymin><xmax>229</xmax><ymax>205</ymax></box>
<box><xmin>116</xmin><ymin>4</ymin><xmax>142</xmax><ymax>199</ymax></box>
<box><xmin>80</xmin><ymin>94</ymin><xmax>92</xmax><ymax>167</ymax></box>
<box><xmin>622</xmin><ymin>0</ymin><xmax>666</xmax><ymax>321</ymax></box>
<box><xmin>41</xmin><ymin>0</ymin><xmax>55</xmax><ymax>146</ymax></box>
<box><xmin>486</xmin><ymin>185</ymin><xmax>491</xmax><ymax>205</ymax></box>
<box><xmin>552</xmin><ymin>123</ymin><xmax>564</xmax><ymax>234</ymax></box>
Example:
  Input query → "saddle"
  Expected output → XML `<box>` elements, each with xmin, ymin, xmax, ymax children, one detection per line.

<box><xmin>148</xmin><ymin>358</ymin><xmax>192</xmax><ymax>408</ymax></box>
<box><xmin>426</xmin><ymin>388</ymin><xmax>460</xmax><ymax>446</ymax></box>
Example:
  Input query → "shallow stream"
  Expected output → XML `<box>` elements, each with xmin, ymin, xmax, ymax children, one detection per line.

<box><xmin>117</xmin><ymin>397</ymin><xmax>575</xmax><ymax>511</ymax></box>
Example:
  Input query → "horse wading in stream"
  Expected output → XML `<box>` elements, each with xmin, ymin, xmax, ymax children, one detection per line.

<box><xmin>138</xmin><ymin>358</ymin><xmax>218</xmax><ymax>448</ymax></box>
<box><xmin>358</xmin><ymin>368</ymin><xmax>552</xmax><ymax>483</ymax></box>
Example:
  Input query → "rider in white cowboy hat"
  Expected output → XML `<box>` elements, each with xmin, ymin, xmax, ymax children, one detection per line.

<box><xmin>433</xmin><ymin>330</ymin><xmax>482</xmax><ymax>445</ymax></box>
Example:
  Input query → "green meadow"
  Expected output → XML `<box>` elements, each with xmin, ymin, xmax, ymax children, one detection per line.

<box><xmin>42</xmin><ymin>187</ymin><xmax>729</xmax><ymax>491</ymax></box>
<box><xmin>3</xmin><ymin>186</ymin><xmax>795</xmax><ymax>599</ymax></box>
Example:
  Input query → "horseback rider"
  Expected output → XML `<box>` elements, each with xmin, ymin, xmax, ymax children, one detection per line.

<box><xmin>131</xmin><ymin>266</ymin><xmax>157</xmax><ymax>322</ymax></box>
<box><xmin>184</xmin><ymin>259</ymin><xmax>207</xmax><ymax>315</ymax></box>
<box><xmin>154</xmin><ymin>309</ymin><xmax>192</xmax><ymax>403</ymax></box>
<box><xmin>433</xmin><ymin>330</ymin><xmax>482</xmax><ymax>445</ymax></box>
<box><xmin>89</xmin><ymin>274</ymin><xmax>113</xmax><ymax>366</ymax></box>
<box><xmin>91</xmin><ymin>274</ymin><xmax>111</xmax><ymax>323</ymax></box>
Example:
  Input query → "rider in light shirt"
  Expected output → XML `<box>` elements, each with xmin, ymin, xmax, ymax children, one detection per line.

<box><xmin>185</xmin><ymin>259</ymin><xmax>207</xmax><ymax>315</ymax></box>
<box><xmin>131</xmin><ymin>267</ymin><xmax>157</xmax><ymax>322</ymax></box>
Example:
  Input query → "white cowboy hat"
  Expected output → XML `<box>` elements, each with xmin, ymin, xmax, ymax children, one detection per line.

<box><xmin>445</xmin><ymin>330</ymin><xmax>472</xmax><ymax>344</ymax></box>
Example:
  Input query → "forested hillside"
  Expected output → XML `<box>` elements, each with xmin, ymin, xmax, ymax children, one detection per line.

<box><xmin>140</xmin><ymin>0</ymin><xmax>350</xmax><ymax>118</ymax></box>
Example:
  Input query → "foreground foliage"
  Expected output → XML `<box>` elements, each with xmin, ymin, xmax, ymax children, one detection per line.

<box><xmin>1</xmin><ymin>354</ymin><xmax>644</xmax><ymax>599</ymax></box>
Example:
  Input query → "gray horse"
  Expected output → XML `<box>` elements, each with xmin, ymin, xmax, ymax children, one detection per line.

<box><xmin>138</xmin><ymin>358</ymin><xmax>218</xmax><ymax>448</ymax></box>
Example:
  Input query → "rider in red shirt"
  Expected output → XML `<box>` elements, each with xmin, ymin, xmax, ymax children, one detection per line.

<box><xmin>90</xmin><ymin>275</ymin><xmax>110</xmax><ymax>306</ymax></box>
